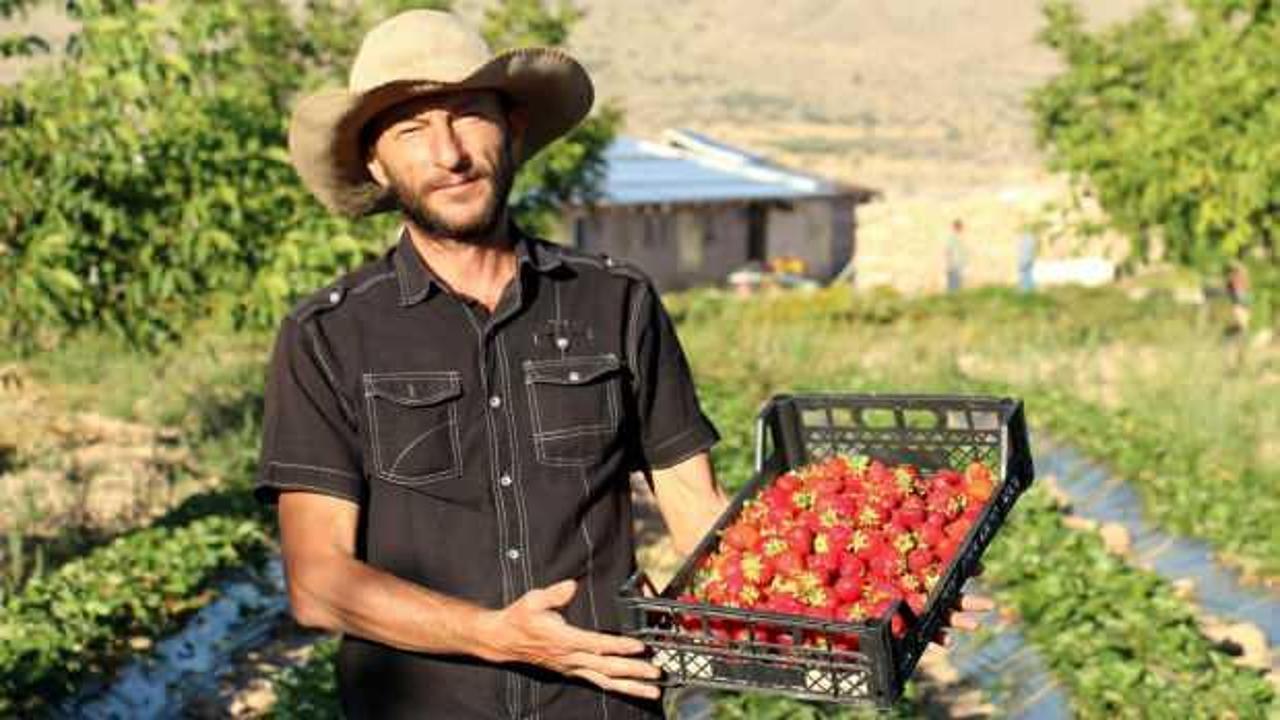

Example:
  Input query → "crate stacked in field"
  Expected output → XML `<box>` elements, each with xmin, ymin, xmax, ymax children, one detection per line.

<box><xmin>619</xmin><ymin>393</ymin><xmax>1034</xmax><ymax>706</ymax></box>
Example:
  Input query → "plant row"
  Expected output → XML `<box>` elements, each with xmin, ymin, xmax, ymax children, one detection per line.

<box><xmin>982</xmin><ymin>381</ymin><xmax>1280</xmax><ymax>580</ymax></box>
<box><xmin>982</xmin><ymin>488</ymin><xmax>1276</xmax><ymax>718</ymax></box>
<box><xmin>0</xmin><ymin>515</ymin><xmax>270</xmax><ymax>715</ymax></box>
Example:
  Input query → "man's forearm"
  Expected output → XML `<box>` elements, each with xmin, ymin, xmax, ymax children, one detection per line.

<box><xmin>651</xmin><ymin>452</ymin><xmax>730</xmax><ymax>556</ymax></box>
<box><xmin>288</xmin><ymin>552</ymin><xmax>506</xmax><ymax>662</ymax></box>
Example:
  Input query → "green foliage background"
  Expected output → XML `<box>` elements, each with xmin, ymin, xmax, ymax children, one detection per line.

<box><xmin>1031</xmin><ymin>0</ymin><xmax>1278</xmax><ymax>272</ymax></box>
<box><xmin>0</xmin><ymin>0</ymin><xmax>618</xmax><ymax>352</ymax></box>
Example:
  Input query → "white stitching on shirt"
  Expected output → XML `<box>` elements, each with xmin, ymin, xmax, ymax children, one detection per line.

<box><xmin>268</xmin><ymin>461</ymin><xmax>360</xmax><ymax>479</ymax></box>
<box><xmin>304</xmin><ymin>321</ymin><xmax>359</xmax><ymax>425</ymax></box>
<box><xmin>575</xmin><ymin>464</ymin><xmax>610</xmax><ymax>720</ymax></box>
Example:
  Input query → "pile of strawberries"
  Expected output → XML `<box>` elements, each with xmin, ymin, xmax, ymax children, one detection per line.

<box><xmin>679</xmin><ymin>455</ymin><xmax>996</xmax><ymax>648</ymax></box>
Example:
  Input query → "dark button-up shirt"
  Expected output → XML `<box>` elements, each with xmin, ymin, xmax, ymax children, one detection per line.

<box><xmin>255</xmin><ymin>226</ymin><xmax>719</xmax><ymax>719</ymax></box>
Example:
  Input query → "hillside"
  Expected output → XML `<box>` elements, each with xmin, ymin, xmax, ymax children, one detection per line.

<box><xmin>459</xmin><ymin>0</ymin><xmax>1152</xmax><ymax>290</ymax></box>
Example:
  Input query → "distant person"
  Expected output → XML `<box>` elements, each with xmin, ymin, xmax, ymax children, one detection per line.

<box><xmin>1226</xmin><ymin>262</ymin><xmax>1252</xmax><ymax>334</ymax></box>
<box><xmin>1017</xmin><ymin>231</ymin><xmax>1038</xmax><ymax>292</ymax></box>
<box><xmin>945</xmin><ymin>219</ymin><xmax>966</xmax><ymax>292</ymax></box>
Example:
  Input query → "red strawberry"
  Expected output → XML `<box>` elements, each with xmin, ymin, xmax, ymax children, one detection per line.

<box><xmin>825</xmin><ymin>525</ymin><xmax>854</xmax><ymax>553</ymax></box>
<box><xmin>774</xmin><ymin>550</ymin><xmax>806</xmax><ymax>577</ymax></box>
<box><xmin>936</xmin><ymin>468</ymin><xmax>966</xmax><ymax>488</ymax></box>
<box><xmin>936</xmin><ymin>537</ymin><xmax>961</xmax><ymax>563</ymax></box>
<box><xmin>830</xmin><ymin>634</ymin><xmax>860</xmax><ymax>653</ymax></box>
<box><xmin>834</xmin><ymin>575</ymin><xmax>864</xmax><ymax>602</ymax></box>
<box><xmin>868</xmin><ymin>460</ymin><xmax>894</xmax><ymax>489</ymax></box>
<box><xmin>919</xmin><ymin>520</ymin><xmax>945</xmax><ymax>548</ymax></box>
<box><xmin>907</xmin><ymin>548</ymin><xmax>936</xmax><ymax>573</ymax></box>
<box><xmin>815</xmin><ymin>474</ymin><xmax>844</xmax><ymax>497</ymax></box>
<box><xmin>891</xmin><ymin>614</ymin><xmax>907</xmax><ymax>638</ymax></box>
<box><xmin>895</xmin><ymin>497</ymin><xmax>927</xmax><ymax>527</ymax></box>
<box><xmin>767</xmin><ymin>593</ymin><xmax>805</xmax><ymax>616</ymax></box>
<box><xmin>945</xmin><ymin>518</ymin><xmax>972</xmax><ymax>542</ymax></box>
<box><xmin>838</xmin><ymin>554</ymin><xmax>867</xmax><ymax>579</ymax></box>
<box><xmin>785</xmin><ymin>526</ymin><xmax>815</xmax><ymax>554</ymax></box>
<box><xmin>723</xmin><ymin>523</ymin><xmax>763</xmax><ymax>552</ymax></box>
<box><xmin>805</xmin><ymin>552</ymin><xmax>839</xmax><ymax>580</ymax></box>
<box><xmin>775</xmin><ymin>473</ymin><xmax>801</xmax><ymax>494</ymax></box>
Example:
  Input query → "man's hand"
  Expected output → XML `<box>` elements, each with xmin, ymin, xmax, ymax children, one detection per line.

<box><xmin>932</xmin><ymin>593</ymin><xmax>996</xmax><ymax>646</ymax></box>
<box><xmin>931</xmin><ymin>564</ymin><xmax>995</xmax><ymax>647</ymax></box>
<box><xmin>477</xmin><ymin>579</ymin><xmax>662</xmax><ymax>700</ymax></box>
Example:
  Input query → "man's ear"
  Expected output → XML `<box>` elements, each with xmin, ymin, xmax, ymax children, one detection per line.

<box><xmin>365</xmin><ymin>146</ymin><xmax>390</xmax><ymax>189</ymax></box>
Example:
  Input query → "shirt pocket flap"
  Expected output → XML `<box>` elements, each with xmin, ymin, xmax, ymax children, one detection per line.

<box><xmin>524</xmin><ymin>354</ymin><xmax>622</xmax><ymax>386</ymax></box>
<box><xmin>366</xmin><ymin>373</ymin><xmax>462</xmax><ymax>407</ymax></box>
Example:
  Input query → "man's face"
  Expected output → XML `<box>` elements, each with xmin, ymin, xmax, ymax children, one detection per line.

<box><xmin>365</xmin><ymin>90</ymin><xmax>524</xmax><ymax>243</ymax></box>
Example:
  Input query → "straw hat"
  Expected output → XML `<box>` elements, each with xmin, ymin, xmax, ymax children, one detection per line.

<box><xmin>287</xmin><ymin>9</ymin><xmax>595</xmax><ymax>217</ymax></box>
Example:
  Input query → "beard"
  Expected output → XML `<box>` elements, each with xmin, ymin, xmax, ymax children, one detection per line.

<box><xmin>387</xmin><ymin>138</ymin><xmax>516</xmax><ymax>246</ymax></box>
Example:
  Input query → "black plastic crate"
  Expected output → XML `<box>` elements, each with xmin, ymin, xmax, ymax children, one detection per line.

<box><xmin>619</xmin><ymin>393</ymin><xmax>1034</xmax><ymax>707</ymax></box>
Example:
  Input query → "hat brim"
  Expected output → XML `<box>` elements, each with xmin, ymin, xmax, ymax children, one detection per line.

<box><xmin>288</xmin><ymin>48</ymin><xmax>594</xmax><ymax>217</ymax></box>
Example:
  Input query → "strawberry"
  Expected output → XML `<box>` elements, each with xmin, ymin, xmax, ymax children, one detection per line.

<box><xmin>936</xmin><ymin>468</ymin><xmax>965</xmax><ymax>488</ymax></box>
<box><xmin>834</xmin><ymin>575</ymin><xmax>864</xmax><ymax>603</ymax></box>
<box><xmin>723</xmin><ymin>522</ymin><xmax>763</xmax><ymax>552</ymax></box>
<box><xmin>785</xmin><ymin>526</ymin><xmax>815</xmax><ymax>554</ymax></box>
<box><xmin>944</xmin><ymin>518</ymin><xmax>971</xmax><ymax>542</ymax></box>
<box><xmin>936</xmin><ymin>536</ymin><xmax>961</xmax><ymax>563</ymax></box>
<box><xmin>838</xmin><ymin>554</ymin><xmax>867</xmax><ymax>579</ymax></box>
<box><xmin>774</xmin><ymin>473</ymin><xmax>801</xmax><ymax>494</ymax></box>
<box><xmin>919</xmin><ymin>519</ymin><xmax>946</xmax><ymax>549</ymax></box>
<box><xmin>773</xmin><ymin>550</ymin><xmax>806</xmax><ymax>577</ymax></box>
<box><xmin>907</xmin><ymin>548</ymin><xmax>936</xmax><ymax>573</ymax></box>
<box><xmin>964</xmin><ymin>461</ymin><xmax>995</xmax><ymax>503</ymax></box>
<box><xmin>830</xmin><ymin>634</ymin><xmax>860</xmax><ymax>653</ymax></box>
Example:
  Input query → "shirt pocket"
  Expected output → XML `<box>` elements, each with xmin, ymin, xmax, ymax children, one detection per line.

<box><xmin>523</xmin><ymin>354</ymin><xmax>623</xmax><ymax>467</ymax></box>
<box><xmin>363</xmin><ymin>371</ymin><xmax>463</xmax><ymax>486</ymax></box>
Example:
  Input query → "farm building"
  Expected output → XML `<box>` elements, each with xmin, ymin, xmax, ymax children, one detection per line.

<box><xmin>556</xmin><ymin>130</ymin><xmax>878</xmax><ymax>291</ymax></box>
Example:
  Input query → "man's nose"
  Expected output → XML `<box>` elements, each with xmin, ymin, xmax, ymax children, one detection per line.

<box><xmin>428</xmin><ymin>118</ymin><xmax>467</xmax><ymax>171</ymax></box>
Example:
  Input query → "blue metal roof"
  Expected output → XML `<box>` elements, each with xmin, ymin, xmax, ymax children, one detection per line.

<box><xmin>591</xmin><ymin>134</ymin><xmax>850</xmax><ymax>207</ymax></box>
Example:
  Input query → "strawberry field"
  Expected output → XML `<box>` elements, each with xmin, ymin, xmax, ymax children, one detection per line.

<box><xmin>2</xmin><ymin>282</ymin><xmax>1276</xmax><ymax>717</ymax></box>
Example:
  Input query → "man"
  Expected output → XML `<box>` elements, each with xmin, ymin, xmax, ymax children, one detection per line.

<box><xmin>258</xmin><ymin>10</ymin><xmax>987</xmax><ymax>718</ymax></box>
<box><xmin>1017</xmin><ymin>230</ymin><xmax>1038</xmax><ymax>293</ymax></box>
<box><xmin>945</xmin><ymin>219</ymin><xmax>966</xmax><ymax>292</ymax></box>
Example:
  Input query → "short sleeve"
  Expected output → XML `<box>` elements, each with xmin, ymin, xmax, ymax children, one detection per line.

<box><xmin>627</xmin><ymin>281</ymin><xmax>720</xmax><ymax>470</ymax></box>
<box><xmin>255</xmin><ymin>314</ymin><xmax>364</xmax><ymax>505</ymax></box>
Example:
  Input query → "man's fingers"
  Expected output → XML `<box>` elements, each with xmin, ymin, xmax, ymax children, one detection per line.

<box><xmin>947</xmin><ymin>611</ymin><xmax>983</xmax><ymax>632</ymax></box>
<box><xmin>565</xmin><ymin>652</ymin><xmax>662</xmax><ymax>681</ymax></box>
<box><xmin>957</xmin><ymin>594</ymin><xmax>994</xmax><ymax>613</ymax></box>
<box><xmin>571</xmin><ymin>669</ymin><xmax>661</xmax><ymax>700</ymax></box>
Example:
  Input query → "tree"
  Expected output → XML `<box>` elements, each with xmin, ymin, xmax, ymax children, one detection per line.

<box><xmin>1030</xmin><ymin>0</ymin><xmax>1279</xmax><ymax>268</ymax></box>
<box><xmin>0</xmin><ymin>0</ymin><xmax>617</xmax><ymax>351</ymax></box>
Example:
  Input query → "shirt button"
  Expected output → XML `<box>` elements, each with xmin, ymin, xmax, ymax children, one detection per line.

<box><xmin>555</xmin><ymin>336</ymin><xmax>570</xmax><ymax>350</ymax></box>
<box><xmin>568</xmin><ymin>371</ymin><xmax>581</xmax><ymax>382</ymax></box>
<box><xmin>506</xmin><ymin>548</ymin><xmax>521</xmax><ymax>561</ymax></box>
<box><xmin>498</xmin><ymin>474</ymin><xmax>513</xmax><ymax>487</ymax></box>
<box><xmin>488</xmin><ymin>395</ymin><xmax>502</xmax><ymax>409</ymax></box>
<box><xmin>328</xmin><ymin>289</ymin><xmax>342</xmax><ymax>304</ymax></box>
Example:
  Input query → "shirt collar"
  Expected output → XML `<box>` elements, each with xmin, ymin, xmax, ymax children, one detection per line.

<box><xmin>393</xmin><ymin>223</ymin><xmax>564</xmax><ymax>308</ymax></box>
